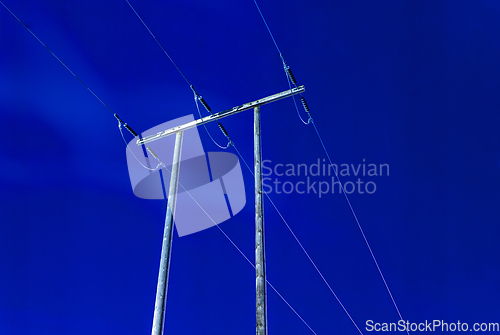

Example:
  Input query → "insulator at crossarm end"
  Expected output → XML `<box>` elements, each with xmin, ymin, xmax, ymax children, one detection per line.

<box><xmin>114</xmin><ymin>113</ymin><xmax>138</xmax><ymax>137</ymax></box>
<box><xmin>218</xmin><ymin>122</ymin><xmax>233</xmax><ymax>145</ymax></box>
<box><xmin>199</xmin><ymin>96</ymin><xmax>211</xmax><ymax>113</ymax></box>
<box><xmin>190</xmin><ymin>85</ymin><xmax>212</xmax><ymax>114</ymax></box>
<box><xmin>300</xmin><ymin>97</ymin><xmax>313</xmax><ymax>124</ymax></box>
<box><xmin>190</xmin><ymin>85</ymin><xmax>199</xmax><ymax>96</ymax></box>
<box><xmin>283</xmin><ymin>61</ymin><xmax>297</xmax><ymax>85</ymax></box>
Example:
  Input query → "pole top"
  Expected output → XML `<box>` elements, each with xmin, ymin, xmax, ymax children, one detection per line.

<box><xmin>136</xmin><ymin>86</ymin><xmax>305</xmax><ymax>146</ymax></box>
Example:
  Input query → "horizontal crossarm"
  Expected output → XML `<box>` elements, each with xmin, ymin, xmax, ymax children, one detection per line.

<box><xmin>137</xmin><ymin>85</ymin><xmax>305</xmax><ymax>145</ymax></box>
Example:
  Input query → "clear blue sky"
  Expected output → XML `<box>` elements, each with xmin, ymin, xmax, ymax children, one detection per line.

<box><xmin>1</xmin><ymin>1</ymin><xmax>499</xmax><ymax>334</ymax></box>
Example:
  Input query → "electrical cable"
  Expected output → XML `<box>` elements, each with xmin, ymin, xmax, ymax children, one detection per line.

<box><xmin>124</xmin><ymin>0</ymin><xmax>191</xmax><ymax>88</ymax></box>
<box><xmin>193</xmin><ymin>92</ymin><xmax>232</xmax><ymax>149</ymax></box>
<box><xmin>311</xmin><ymin>120</ymin><xmax>406</xmax><ymax>326</ymax></box>
<box><xmin>0</xmin><ymin>0</ymin><xmax>116</xmax><ymax>115</ymax></box>
<box><xmin>232</xmin><ymin>143</ymin><xmax>364</xmax><ymax>335</ymax></box>
<box><xmin>118</xmin><ymin>127</ymin><xmax>318</xmax><ymax>335</ymax></box>
<box><xmin>125</xmin><ymin>0</ymin><xmax>231</xmax><ymax>150</ymax></box>
<box><xmin>2</xmin><ymin>1</ymin><xmax>395</xmax><ymax>332</ymax></box>
<box><xmin>249</xmin><ymin>0</ymin><xmax>408</xmax><ymax>332</ymax></box>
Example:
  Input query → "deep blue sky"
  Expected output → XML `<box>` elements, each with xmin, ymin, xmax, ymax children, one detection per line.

<box><xmin>1</xmin><ymin>1</ymin><xmax>500</xmax><ymax>334</ymax></box>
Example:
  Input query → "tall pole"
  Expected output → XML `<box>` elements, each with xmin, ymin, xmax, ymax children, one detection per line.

<box><xmin>151</xmin><ymin>131</ymin><xmax>183</xmax><ymax>335</ymax></box>
<box><xmin>254</xmin><ymin>106</ymin><xmax>268</xmax><ymax>335</ymax></box>
<box><xmin>136</xmin><ymin>87</ymin><xmax>305</xmax><ymax>334</ymax></box>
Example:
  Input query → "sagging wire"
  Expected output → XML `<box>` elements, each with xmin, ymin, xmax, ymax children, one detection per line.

<box><xmin>251</xmin><ymin>0</ymin><xmax>408</xmax><ymax>332</ymax></box>
<box><xmin>285</xmin><ymin>64</ymin><xmax>311</xmax><ymax>125</ymax></box>
<box><xmin>0</xmin><ymin>0</ymin><xmax>170</xmax><ymax>174</ymax></box>
<box><xmin>115</xmin><ymin>119</ymin><xmax>317</xmax><ymax>334</ymax></box>
<box><xmin>117</xmin><ymin>4</ymin><xmax>318</xmax><ymax>330</ymax></box>
<box><xmin>191</xmin><ymin>86</ymin><xmax>233</xmax><ymax>150</ymax></box>
<box><xmin>1</xmin><ymin>2</ymin><xmax>318</xmax><ymax>331</ymax></box>
<box><xmin>282</xmin><ymin>57</ymin><xmax>312</xmax><ymax>125</ymax></box>
<box><xmin>250</xmin><ymin>0</ymin><xmax>312</xmax><ymax>126</ymax></box>
<box><xmin>115</xmin><ymin>114</ymin><xmax>165</xmax><ymax>171</ymax></box>
<box><xmin>0</xmin><ymin>0</ymin><xmax>171</xmax><ymax>174</ymax></box>
<box><xmin>117</xmin><ymin>119</ymin><xmax>317</xmax><ymax>334</ymax></box>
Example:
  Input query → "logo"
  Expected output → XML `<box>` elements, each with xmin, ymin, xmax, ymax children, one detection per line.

<box><xmin>125</xmin><ymin>115</ymin><xmax>246</xmax><ymax>236</ymax></box>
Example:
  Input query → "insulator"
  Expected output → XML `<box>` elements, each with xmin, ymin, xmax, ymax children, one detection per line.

<box><xmin>124</xmin><ymin>124</ymin><xmax>138</xmax><ymax>137</ymax></box>
<box><xmin>285</xmin><ymin>65</ymin><xmax>297</xmax><ymax>85</ymax></box>
<box><xmin>114</xmin><ymin>113</ymin><xmax>124</xmax><ymax>124</ymax></box>
<box><xmin>114</xmin><ymin>113</ymin><xmax>138</xmax><ymax>136</ymax></box>
<box><xmin>199</xmin><ymin>96</ymin><xmax>211</xmax><ymax>113</ymax></box>
<box><xmin>301</xmin><ymin>97</ymin><xmax>310</xmax><ymax>113</ymax></box>
<box><xmin>191</xmin><ymin>85</ymin><xmax>212</xmax><ymax>113</ymax></box>
<box><xmin>218</xmin><ymin>123</ymin><xmax>229</xmax><ymax>137</ymax></box>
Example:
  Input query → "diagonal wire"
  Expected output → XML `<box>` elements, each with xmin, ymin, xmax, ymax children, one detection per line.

<box><xmin>118</xmin><ymin>130</ymin><xmax>318</xmax><ymax>335</ymax></box>
<box><xmin>156</xmin><ymin>156</ymin><xmax>319</xmax><ymax>335</ymax></box>
<box><xmin>251</xmin><ymin>0</ymin><xmax>282</xmax><ymax>56</ymax></box>
<box><xmin>125</xmin><ymin>0</ymin><xmax>231</xmax><ymax>152</ymax></box>
<box><xmin>251</xmin><ymin>0</ymin><xmax>310</xmax><ymax>126</ymax></box>
<box><xmin>231</xmin><ymin>143</ymin><xmax>364</xmax><ymax>335</ymax></box>
<box><xmin>3</xmin><ymin>1</ymin><xmax>388</xmax><ymax>332</ymax></box>
<box><xmin>193</xmin><ymin>93</ymin><xmax>231</xmax><ymax>149</ymax></box>
<box><xmin>249</xmin><ymin>0</ymin><xmax>407</xmax><ymax>331</ymax></box>
<box><xmin>0</xmin><ymin>0</ymin><xmax>115</xmax><ymax>115</ymax></box>
<box><xmin>310</xmin><ymin>120</ymin><xmax>407</xmax><ymax>328</ymax></box>
<box><xmin>1</xmin><ymin>5</ymin><xmax>314</xmax><ymax>330</ymax></box>
<box><xmin>126</xmin><ymin>0</ymin><xmax>364</xmax><ymax>324</ymax></box>
<box><xmin>285</xmin><ymin>73</ymin><xmax>310</xmax><ymax>125</ymax></box>
<box><xmin>125</xmin><ymin>0</ymin><xmax>191</xmax><ymax>87</ymax></box>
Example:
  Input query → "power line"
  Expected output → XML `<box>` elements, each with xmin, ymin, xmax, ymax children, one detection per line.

<box><xmin>124</xmin><ymin>0</ymin><xmax>192</xmax><ymax>88</ymax></box>
<box><xmin>0</xmin><ymin>0</ymin><xmax>115</xmax><ymax>115</ymax></box>
<box><xmin>123</xmin><ymin>1</ymin><xmax>367</xmax><ymax>332</ymax></box>
<box><xmin>0</xmin><ymin>3</ymin><xmax>319</xmax><ymax>331</ymax></box>
<box><xmin>251</xmin><ymin>0</ymin><xmax>283</xmax><ymax>56</ymax></box>
<box><xmin>249</xmin><ymin>0</ymin><xmax>408</xmax><ymax>332</ymax></box>
<box><xmin>125</xmin><ymin>0</ymin><xmax>231</xmax><ymax>150</ymax></box>
<box><xmin>119</xmin><ymin>129</ymin><xmax>318</xmax><ymax>334</ymax></box>
<box><xmin>3</xmin><ymin>0</ymin><xmax>403</xmax><ymax>332</ymax></box>
<box><xmin>232</xmin><ymin>143</ymin><xmax>364</xmax><ymax>335</ymax></box>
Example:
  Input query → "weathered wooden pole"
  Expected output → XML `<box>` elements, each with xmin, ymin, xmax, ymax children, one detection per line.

<box><xmin>138</xmin><ymin>87</ymin><xmax>305</xmax><ymax>334</ymax></box>
<box><xmin>254</xmin><ymin>105</ymin><xmax>268</xmax><ymax>335</ymax></box>
<box><xmin>151</xmin><ymin>131</ymin><xmax>183</xmax><ymax>335</ymax></box>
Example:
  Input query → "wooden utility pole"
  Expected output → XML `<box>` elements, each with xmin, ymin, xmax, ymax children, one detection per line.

<box><xmin>139</xmin><ymin>86</ymin><xmax>305</xmax><ymax>335</ymax></box>
<box><xmin>151</xmin><ymin>131</ymin><xmax>183</xmax><ymax>335</ymax></box>
<box><xmin>254</xmin><ymin>106</ymin><xmax>267</xmax><ymax>335</ymax></box>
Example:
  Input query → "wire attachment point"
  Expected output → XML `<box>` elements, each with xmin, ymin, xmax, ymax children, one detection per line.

<box><xmin>199</xmin><ymin>96</ymin><xmax>211</xmax><ymax>113</ymax></box>
<box><xmin>300</xmin><ymin>97</ymin><xmax>313</xmax><ymax>124</ymax></box>
<box><xmin>191</xmin><ymin>85</ymin><xmax>212</xmax><ymax>114</ymax></box>
<box><xmin>114</xmin><ymin>113</ymin><xmax>139</xmax><ymax>137</ymax></box>
<box><xmin>217</xmin><ymin>122</ymin><xmax>233</xmax><ymax>147</ymax></box>
<box><xmin>284</xmin><ymin>62</ymin><xmax>297</xmax><ymax>86</ymax></box>
<box><xmin>192</xmin><ymin>88</ymin><xmax>231</xmax><ymax>149</ymax></box>
<box><xmin>300</xmin><ymin>97</ymin><xmax>310</xmax><ymax>113</ymax></box>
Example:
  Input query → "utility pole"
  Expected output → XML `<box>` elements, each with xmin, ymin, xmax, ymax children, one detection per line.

<box><xmin>138</xmin><ymin>86</ymin><xmax>305</xmax><ymax>335</ymax></box>
<box><xmin>254</xmin><ymin>106</ymin><xmax>267</xmax><ymax>335</ymax></box>
<box><xmin>151</xmin><ymin>131</ymin><xmax>183</xmax><ymax>335</ymax></box>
